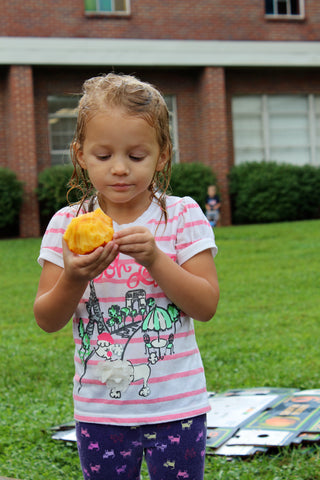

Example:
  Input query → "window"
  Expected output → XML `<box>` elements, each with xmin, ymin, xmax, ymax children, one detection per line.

<box><xmin>265</xmin><ymin>0</ymin><xmax>304</xmax><ymax>17</ymax></box>
<box><xmin>48</xmin><ymin>95</ymin><xmax>79</xmax><ymax>166</ymax></box>
<box><xmin>232</xmin><ymin>95</ymin><xmax>320</xmax><ymax>166</ymax></box>
<box><xmin>84</xmin><ymin>0</ymin><xmax>130</xmax><ymax>15</ymax></box>
<box><xmin>164</xmin><ymin>95</ymin><xmax>179</xmax><ymax>164</ymax></box>
<box><xmin>48</xmin><ymin>94</ymin><xmax>179</xmax><ymax>165</ymax></box>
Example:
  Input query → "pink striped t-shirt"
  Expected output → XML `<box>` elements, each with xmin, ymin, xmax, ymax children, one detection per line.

<box><xmin>38</xmin><ymin>195</ymin><xmax>217</xmax><ymax>426</ymax></box>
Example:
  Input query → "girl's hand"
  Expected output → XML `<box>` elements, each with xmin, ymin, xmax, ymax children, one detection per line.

<box><xmin>62</xmin><ymin>238</ymin><xmax>119</xmax><ymax>283</ymax></box>
<box><xmin>113</xmin><ymin>227</ymin><xmax>160</xmax><ymax>268</ymax></box>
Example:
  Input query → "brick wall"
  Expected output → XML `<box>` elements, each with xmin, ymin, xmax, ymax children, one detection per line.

<box><xmin>2</xmin><ymin>0</ymin><xmax>320</xmax><ymax>41</ymax></box>
<box><xmin>2</xmin><ymin>0</ymin><xmax>320</xmax><ymax>236</ymax></box>
<box><xmin>33</xmin><ymin>66</ymin><xmax>204</xmax><ymax>168</ymax></box>
<box><xmin>197</xmin><ymin>67</ymin><xmax>231</xmax><ymax>226</ymax></box>
<box><xmin>4</xmin><ymin>63</ymin><xmax>320</xmax><ymax>236</ymax></box>
<box><xmin>33</xmin><ymin>67</ymin><xmax>201</xmax><ymax>171</ymax></box>
<box><xmin>5</xmin><ymin>66</ymin><xmax>39</xmax><ymax>237</ymax></box>
<box><xmin>31</xmin><ymin>66</ymin><xmax>233</xmax><ymax>230</ymax></box>
<box><xmin>0</xmin><ymin>69</ymin><xmax>8</xmax><ymax>169</ymax></box>
<box><xmin>226</xmin><ymin>67</ymin><xmax>320</xmax><ymax>95</ymax></box>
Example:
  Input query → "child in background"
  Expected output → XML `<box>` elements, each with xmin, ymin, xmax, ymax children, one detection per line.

<box><xmin>34</xmin><ymin>73</ymin><xmax>219</xmax><ymax>480</ymax></box>
<box><xmin>205</xmin><ymin>185</ymin><xmax>221</xmax><ymax>227</ymax></box>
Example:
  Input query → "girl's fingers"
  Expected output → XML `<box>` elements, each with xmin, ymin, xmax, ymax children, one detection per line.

<box><xmin>113</xmin><ymin>230</ymin><xmax>151</xmax><ymax>249</ymax></box>
<box><xmin>85</xmin><ymin>241</ymin><xmax>117</xmax><ymax>262</ymax></box>
<box><xmin>83</xmin><ymin>242</ymin><xmax>119</xmax><ymax>272</ymax></box>
<box><xmin>62</xmin><ymin>238</ymin><xmax>118</xmax><ymax>280</ymax></box>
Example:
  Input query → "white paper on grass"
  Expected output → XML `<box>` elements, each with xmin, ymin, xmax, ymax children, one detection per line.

<box><xmin>52</xmin><ymin>428</ymin><xmax>77</xmax><ymax>442</ymax></box>
<box><xmin>227</xmin><ymin>428</ymin><xmax>293</xmax><ymax>446</ymax></box>
<box><xmin>207</xmin><ymin>394</ymin><xmax>279</xmax><ymax>428</ymax></box>
<box><xmin>213</xmin><ymin>444</ymin><xmax>268</xmax><ymax>456</ymax></box>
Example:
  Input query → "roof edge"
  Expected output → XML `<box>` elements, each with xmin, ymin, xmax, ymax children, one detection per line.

<box><xmin>1</xmin><ymin>37</ymin><xmax>320</xmax><ymax>67</ymax></box>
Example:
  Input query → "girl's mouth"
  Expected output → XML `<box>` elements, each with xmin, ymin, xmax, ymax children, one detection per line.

<box><xmin>111</xmin><ymin>183</ymin><xmax>131</xmax><ymax>191</ymax></box>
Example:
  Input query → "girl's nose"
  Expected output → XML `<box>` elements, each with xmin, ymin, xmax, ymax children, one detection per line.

<box><xmin>111</xmin><ymin>156</ymin><xmax>129</xmax><ymax>175</ymax></box>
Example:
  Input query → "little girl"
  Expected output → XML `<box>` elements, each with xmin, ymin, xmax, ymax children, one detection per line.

<box><xmin>34</xmin><ymin>73</ymin><xmax>219</xmax><ymax>480</ymax></box>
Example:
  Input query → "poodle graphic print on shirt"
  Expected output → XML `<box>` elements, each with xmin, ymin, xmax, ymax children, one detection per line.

<box><xmin>77</xmin><ymin>280</ymin><xmax>180</xmax><ymax>399</ymax></box>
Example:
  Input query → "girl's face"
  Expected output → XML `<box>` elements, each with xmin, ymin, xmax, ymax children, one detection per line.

<box><xmin>77</xmin><ymin>107</ymin><xmax>168</xmax><ymax>221</ymax></box>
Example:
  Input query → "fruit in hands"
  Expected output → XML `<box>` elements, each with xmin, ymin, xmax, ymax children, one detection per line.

<box><xmin>63</xmin><ymin>208</ymin><xmax>114</xmax><ymax>254</ymax></box>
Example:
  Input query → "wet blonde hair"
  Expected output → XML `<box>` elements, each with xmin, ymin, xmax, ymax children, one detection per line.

<box><xmin>68</xmin><ymin>73</ymin><xmax>172</xmax><ymax>221</ymax></box>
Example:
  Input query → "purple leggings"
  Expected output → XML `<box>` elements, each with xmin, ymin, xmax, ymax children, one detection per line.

<box><xmin>76</xmin><ymin>414</ymin><xmax>207</xmax><ymax>480</ymax></box>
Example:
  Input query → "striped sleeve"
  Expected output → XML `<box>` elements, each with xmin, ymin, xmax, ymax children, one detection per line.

<box><xmin>37</xmin><ymin>205</ymin><xmax>78</xmax><ymax>268</ymax></box>
<box><xmin>174</xmin><ymin>196</ymin><xmax>218</xmax><ymax>266</ymax></box>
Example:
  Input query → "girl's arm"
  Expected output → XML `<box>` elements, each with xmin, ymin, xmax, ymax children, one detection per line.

<box><xmin>113</xmin><ymin>227</ymin><xmax>219</xmax><ymax>322</ymax></box>
<box><xmin>34</xmin><ymin>260</ymin><xmax>87</xmax><ymax>333</ymax></box>
<box><xmin>34</xmin><ymin>240</ymin><xmax>119</xmax><ymax>333</ymax></box>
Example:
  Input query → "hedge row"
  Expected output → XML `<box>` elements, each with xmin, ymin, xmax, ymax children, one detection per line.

<box><xmin>229</xmin><ymin>161</ymin><xmax>320</xmax><ymax>224</ymax></box>
<box><xmin>169</xmin><ymin>162</ymin><xmax>217</xmax><ymax>212</ymax></box>
<box><xmin>0</xmin><ymin>167</ymin><xmax>24</xmax><ymax>237</ymax></box>
<box><xmin>35</xmin><ymin>162</ymin><xmax>218</xmax><ymax>223</ymax></box>
<box><xmin>1</xmin><ymin>161</ymin><xmax>319</xmax><ymax>236</ymax></box>
<box><xmin>36</xmin><ymin>164</ymin><xmax>81</xmax><ymax>216</ymax></box>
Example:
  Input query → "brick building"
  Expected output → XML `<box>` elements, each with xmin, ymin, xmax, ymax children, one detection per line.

<box><xmin>1</xmin><ymin>0</ymin><xmax>320</xmax><ymax>237</ymax></box>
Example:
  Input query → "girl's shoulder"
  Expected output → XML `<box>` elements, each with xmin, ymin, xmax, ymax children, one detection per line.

<box><xmin>165</xmin><ymin>195</ymin><xmax>204</xmax><ymax>217</ymax></box>
<box><xmin>165</xmin><ymin>194</ymin><xmax>198</xmax><ymax>206</ymax></box>
<box><xmin>49</xmin><ymin>201</ymin><xmax>91</xmax><ymax>226</ymax></box>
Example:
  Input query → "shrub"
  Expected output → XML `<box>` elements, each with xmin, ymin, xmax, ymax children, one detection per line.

<box><xmin>36</xmin><ymin>164</ymin><xmax>81</xmax><ymax>217</ymax></box>
<box><xmin>0</xmin><ymin>167</ymin><xmax>24</xmax><ymax>233</ymax></box>
<box><xmin>229</xmin><ymin>161</ymin><xmax>320</xmax><ymax>224</ymax></box>
<box><xmin>295</xmin><ymin>164</ymin><xmax>320</xmax><ymax>219</ymax></box>
<box><xmin>169</xmin><ymin>162</ymin><xmax>217</xmax><ymax>212</ymax></box>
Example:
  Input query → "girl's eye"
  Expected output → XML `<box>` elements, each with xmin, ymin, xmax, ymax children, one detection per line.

<box><xmin>130</xmin><ymin>155</ymin><xmax>145</xmax><ymax>161</ymax></box>
<box><xmin>97</xmin><ymin>155</ymin><xmax>111</xmax><ymax>160</ymax></box>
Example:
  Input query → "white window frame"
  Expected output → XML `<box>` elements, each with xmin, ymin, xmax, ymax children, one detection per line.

<box><xmin>232</xmin><ymin>94</ymin><xmax>320</xmax><ymax>167</ymax></box>
<box><xmin>48</xmin><ymin>95</ymin><xmax>79</xmax><ymax>166</ymax></box>
<box><xmin>164</xmin><ymin>94</ymin><xmax>179</xmax><ymax>164</ymax></box>
<box><xmin>265</xmin><ymin>0</ymin><xmax>305</xmax><ymax>19</ymax></box>
<box><xmin>84</xmin><ymin>0</ymin><xmax>130</xmax><ymax>16</ymax></box>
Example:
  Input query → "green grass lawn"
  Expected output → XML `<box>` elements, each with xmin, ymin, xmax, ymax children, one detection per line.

<box><xmin>1</xmin><ymin>220</ymin><xmax>320</xmax><ymax>479</ymax></box>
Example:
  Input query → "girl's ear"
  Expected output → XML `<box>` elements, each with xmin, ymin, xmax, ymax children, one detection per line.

<box><xmin>73</xmin><ymin>142</ymin><xmax>86</xmax><ymax>169</ymax></box>
<box><xmin>156</xmin><ymin>146</ymin><xmax>170</xmax><ymax>172</ymax></box>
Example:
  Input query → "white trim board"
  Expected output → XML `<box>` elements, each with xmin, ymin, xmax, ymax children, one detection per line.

<box><xmin>1</xmin><ymin>37</ymin><xmax>320</xmax><ymax>67</ymax></box>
